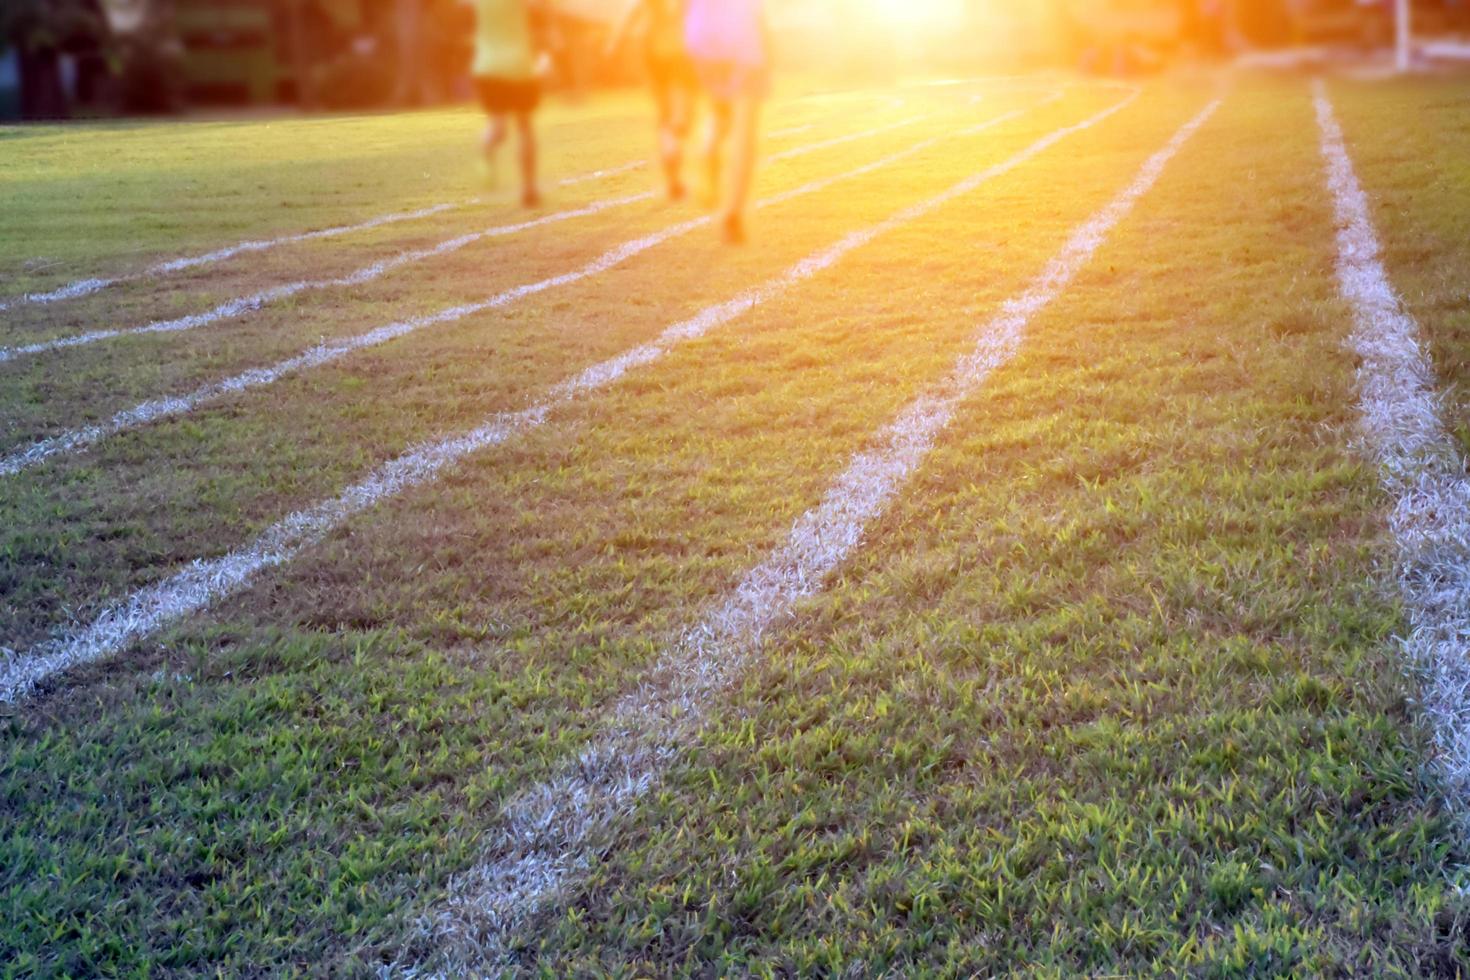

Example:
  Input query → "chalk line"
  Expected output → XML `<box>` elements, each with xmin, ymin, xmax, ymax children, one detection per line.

<box><xmin>1</xmin><ymin>201</ymin><xmax>470</xmax><ymax>312</ymax></box>
<box><xmin>400</xmin><ymin>94</ymin><xmax>1216</xmax><ymax>975</ymax></box>
<box><xmin>402</xmin><ymin>95</ymin><xmax>1217</xmax><ymax>975</ymax></box>
<box><xmin>0</xmin><ymin>193</ymin><xmax>652</xmax><ymax>364</ymax></box>
<box><xmin>0</xmin><ymin>96</ymin><xmax>1082</xmax><ymax>702</ymax></box>
<box><xmin>1</xmin><ymin>113</ymin><xmax>928</xmax><ymax>364</ymax></box>
<box><xmin>0</xmin><ymin>104</ymin><xmax>920</xmax><ymax>314</ymax></box>
<box><xmin>1315</xmin><ymin>79</ymin><xmax>1470</xmax><ymax>809</ymax></box>
<box><xmin>0</xmin><ymin>103</ymin><xmax>1046</xmax><ymax>478</ymax></box>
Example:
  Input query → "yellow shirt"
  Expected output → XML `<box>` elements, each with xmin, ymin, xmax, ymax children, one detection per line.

<box><xmin>473</xmin><ymin>0</ymin><xmax>534</xmax><ymax>80</ymax></box>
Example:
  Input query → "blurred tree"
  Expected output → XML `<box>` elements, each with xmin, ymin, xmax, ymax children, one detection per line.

<box><xmin>100</xmin><ymin>0</ymin><xmax>185</xmax><ymax>112</ymax></box>
<box><xmin>0</xmin><ymin>0</ymin><xmax>106</xmax><ymax>118</ymax></box>
<box><xmin>394</xmin><ymin>0</ymin><xmax>424</xmax><ymax>104</ymax></box>
<box><xmin>284</xmin><ymin>0</ymin><xmax>317</xmax><ymax>106</ymax></box>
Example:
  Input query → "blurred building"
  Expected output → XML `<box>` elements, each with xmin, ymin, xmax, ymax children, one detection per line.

<box><xmin>0</xmin><ymin>49</ymin><xmax>16</xmax><ymax>118</ymax></box>
<box><xmin>5</xmin><ymin>0</ymin><xmax>1470</xmax><ymax>119</ymax></box>
<box><xmin>0</xmin><ymin>0</ymin><xmax>624</xmax><ymax>118</ymax></box>
<box><xmin>1062</xmin><ymin>0</ymin><xmax>1470</xmax><ymax>64</ymax></box>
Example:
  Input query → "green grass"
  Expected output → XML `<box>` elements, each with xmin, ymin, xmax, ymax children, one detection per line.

<box><xmin>1330</xmin><ymin>78</ymin><xmax>1470</xmax><ymax>455</ymax></box>
<box><xmin>4</xmin><ymin>74</ymin><xmax>1470</xmax><ymax>976</ymax></box>
<box><xmin>0</xmin><ymin>81</ymin><xmax>882</xmax><ymax>294</ymax></box>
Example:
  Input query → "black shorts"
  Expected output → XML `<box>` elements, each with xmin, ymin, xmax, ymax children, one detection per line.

<box><xmin>475</xmin><ymin>76</ymin><xmax>539</xmax><ymax>114</ymax></box>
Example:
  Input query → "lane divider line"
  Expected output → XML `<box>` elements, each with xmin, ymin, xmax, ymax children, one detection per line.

<box><xmin>0</xmin><ymin>193</ymin><xmax>653</xmax><ymax>364</ymax></box>
<box><xmin>0</xmin><ymin>106</ymin><xmax>1031</xmax><ymax>478</ymax></box>
<box><xmin>0</xmin><ymin>93</ymin><xmax>1083</xmax><ymax>701</ymax></box>
<box><xmin>558</xmin><ymin>161</ymin><xmax>646</xmax><ymax>186</ymax></box>
<box><xmin>0</xmin><ymin>107</ymin><xmax>917</xmax><ymax>315</ymax></box>
<box><xmin>0</xmin><ymin>115</ymin><xmax>929</xmax><ymax>364</ymax></box>
<box><xmin>1314</xmin><ymin>78</ymin><xmax>1470</xmax><ymax>807</ymax></box>
<box><xmin>400</xmin><ymin>93</ymin><xmax>1215</xmax><ymax>975</ymax></box>
<box><xmin>0</xmin><ymin>200</ymin><xmax>467</xmax><ymax>313</ymax></box>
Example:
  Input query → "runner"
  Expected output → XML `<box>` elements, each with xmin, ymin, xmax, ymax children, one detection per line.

<box><xmin>684</xmin><ymin>0</ymin><xmax>769</xmax><ymax>243</ymax></box>
<box><xmin>471</xmin><ymin>0</ymin><xmax>552</xmax><ymax>207</ymax></box>
<box><xmin>607</xmin><ymin>0</ymin><xmax>698</xmax><ymax>200</ymax></box>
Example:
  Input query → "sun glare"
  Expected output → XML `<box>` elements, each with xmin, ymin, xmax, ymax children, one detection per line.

<box><xmin>860</xmin><ymin>0</ymin><xmax>967</xmax><ymax>28</ymax></box>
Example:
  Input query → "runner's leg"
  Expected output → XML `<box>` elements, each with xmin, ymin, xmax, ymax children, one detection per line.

<box><xmin>515</xmin><ymin>109</ymin><xmax>540</xmax><ymax>207</ymax></box>
<box><xmin>720</xmin><ymin>94</ymin><xmax>759</xmax><ymax>243</ymax></box>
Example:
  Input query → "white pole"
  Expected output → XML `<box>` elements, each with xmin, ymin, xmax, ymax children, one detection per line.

<box><xmin>1396</xmin><ymin>0</ymin><xmax>1411</xmax><ymax>72</ymax></box>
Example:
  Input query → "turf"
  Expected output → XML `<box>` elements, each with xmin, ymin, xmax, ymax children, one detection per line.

<box><xmin>4</xmin><ymin>73</ymin><xmax>1470</xmax><ymax>976</ymax></box>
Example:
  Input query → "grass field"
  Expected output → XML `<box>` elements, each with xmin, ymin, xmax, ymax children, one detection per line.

<box><xmin>5</xmin><ymin>70</ymin><xmax>1470</xmax><ymax>975</ymax></box>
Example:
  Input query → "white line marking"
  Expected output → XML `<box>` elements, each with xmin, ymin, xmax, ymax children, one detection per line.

<box><xmin>401</xmin><ymin>95</ymin><xmax>1215</xmax><ymax>975</ymax></box>
<box><xmin>1421</xmin><ymin>40</ymin><xmax>1470</xmax><ymax>62</ymax></box>
<box><xmin>768</xmin><ymin>123</ymin><xmax>814</xmax><ymax>139</ymax></box>
<box><xmin>558</xmin><ymin>160</ymin><xmax>646</xmax><ymax>186</ymax></box>
<box><xmin>0</xmin><ymin>194</ymin><xmax>653</xmax><ymax>364</ymax></box>
<box><xmin>766</xmin><ymin>114</ymin><xmax>923</xmax><ymax>163</ymax></box>
<box><xmin>0</xmin><ymin>109</ymin><xmax>908</xmax><ymax>314</ymax></box>
<box><xmin>0</xmin><ymin>91</ymin><xmax>1086</xmax><ymax>702</ymax></box>
<box><xmin>0</xmin><ymin>115</ymin><xmax>928</xmax><ymax>365</ymax></box>
<box><xmin>0</xmin><ymin>106</ymin><xmax>1033</xmax><ymax>478</ymax></box>
<box><xmin>2</xmin><ymin>201</ymin><xmax>470</xmax><ymax>311</ymax></box>
<box><xmin>1314</xmin><ymin>79</ymin><xmax>1470</xmax><ymax>804</ymax></box>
